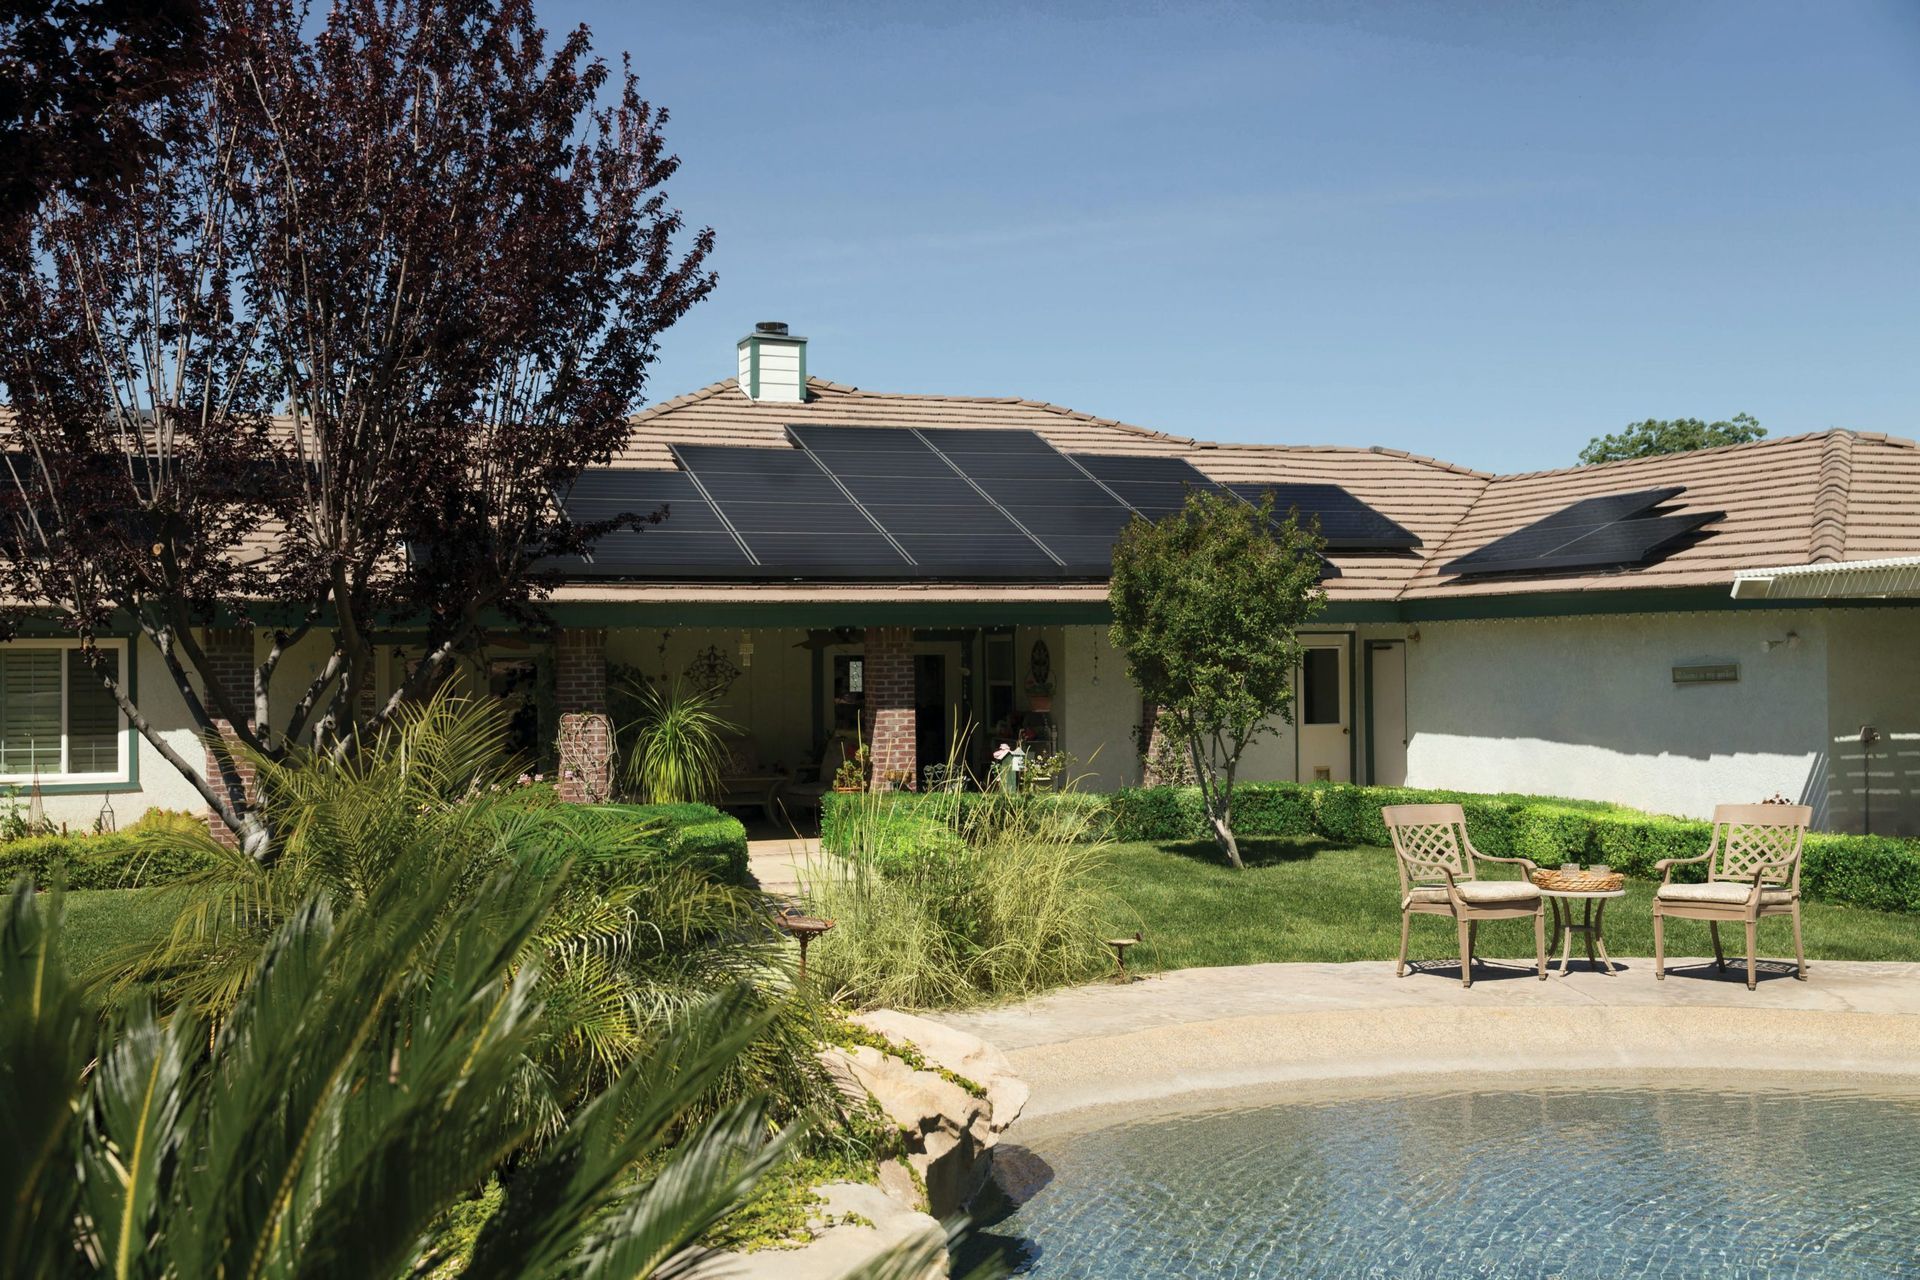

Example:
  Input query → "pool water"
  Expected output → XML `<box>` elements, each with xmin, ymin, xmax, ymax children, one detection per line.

<box><xmin>965</xmin><ymin>1086</ymin><xmax>1920</xmax><ymax>1278</ymax></box>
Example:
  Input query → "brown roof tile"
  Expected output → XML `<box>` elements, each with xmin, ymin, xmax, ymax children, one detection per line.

<box><xmin>607</xmin><ymin>379</ymin><xmax>1920</xmax><ymax>606</ymax></box>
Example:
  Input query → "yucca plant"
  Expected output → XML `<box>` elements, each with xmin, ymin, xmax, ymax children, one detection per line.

<box><xmin>618</xmin><ymin>677</ymin><xmax>738</xmax><ymax>805</ymax></box>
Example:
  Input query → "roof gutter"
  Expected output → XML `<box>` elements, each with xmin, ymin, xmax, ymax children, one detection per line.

<box><xmin>1729</xmin><ymin>555</ymin><xmax>1920</xmax><ymax>601</ymax></box>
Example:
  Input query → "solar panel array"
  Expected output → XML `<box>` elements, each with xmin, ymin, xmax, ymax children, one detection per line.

<box><xmin>1443</xmin><ymin>486</ymin><xmax>1721</xmax><ymax>577</ymax></box>
<box><xmin>551</xmin><ymin>427</ymin><xmax>1417</xmax><ymax>580</ymax></box>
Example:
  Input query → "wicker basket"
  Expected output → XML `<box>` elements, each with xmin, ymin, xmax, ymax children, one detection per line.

<box><xmin>1530</xmin><ymin>868</ymin><xmax>1626</xmax><ymax>893</ymax></box>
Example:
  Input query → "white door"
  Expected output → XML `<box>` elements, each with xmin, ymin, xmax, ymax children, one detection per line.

<box><xmin>1368</xmin><ymin>641</ymin><xmax>1408</xmax><ymax>786</ymax></box>
<box><xmin>1297</xmin><ymin>642</ymin><xmax>1350</xmax><ymax>782</ymax></box>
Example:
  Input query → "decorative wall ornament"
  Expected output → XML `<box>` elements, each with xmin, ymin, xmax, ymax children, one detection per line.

<box><xmin>1028</xmin><ymin>638</ymin><xmax>1052</xmax><ymax>690</ymax></box>
<box><xmin>685</xmin><ymin>643</ymin><xmax>742</xmax><ymax>694</ymax></box>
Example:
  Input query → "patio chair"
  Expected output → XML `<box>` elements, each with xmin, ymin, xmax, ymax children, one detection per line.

<box><xmin>1383</xmin><ymin>803</ymin><xmax>1546</xmax><ymax>988</ymax></box>
<box><xmin>920</xmin><ymin>761</ymin><xmax>966</xmax><ymax>793</ymax></box>
<box><xmin>1652</xmin><ymin>802</ymin><xmax>1811</xmax><ymax>990</ymax></box>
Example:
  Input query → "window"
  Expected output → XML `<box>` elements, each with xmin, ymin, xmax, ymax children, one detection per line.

<box><xmin>1301</xmin><ymin>648</ymin><xmax>1341</xmax><ymax>726</ymax></box>
<box><xmin>0</xmin><ymin>642</ymin><xmax>127</xmax><ymax>781</ymax></box>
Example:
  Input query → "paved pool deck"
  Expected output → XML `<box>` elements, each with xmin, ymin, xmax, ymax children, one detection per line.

<box><xmin>937</xmin><ymin>958</ymin><xmax>1920</xmax><ymax>1126</ymax></box>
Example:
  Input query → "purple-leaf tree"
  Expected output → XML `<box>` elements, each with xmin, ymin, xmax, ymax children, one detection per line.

<box><xmin>0</xmin><ymin>0</ymin><xmax>714</xmax><ymax>860</ymax></box>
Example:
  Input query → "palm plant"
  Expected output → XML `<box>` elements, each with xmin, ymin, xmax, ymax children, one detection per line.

<box><xmin>96</xmin><ymin>692</ymin><xmax>838</xmax><ymax>1140</ymax></box>
<box><xmin>0</xmin><ymin>864</ymin><xmax>795</xmax><ymax>1279</ymax></box>
<box><xmin>618</xmin><ymin>677</ymin><xmax>738</xmax><ymax>805</ymax></box>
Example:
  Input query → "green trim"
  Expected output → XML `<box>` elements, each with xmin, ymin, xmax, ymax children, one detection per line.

<box><xmin>1362</xmin><ymin>641</ymin><xmax>1377</xmax><ymax>784</ymax></box>
<box><xmin>1389</xmin><ymin>587</ymin><xmax>1920</xmax><ymax>622</ymax></box>
<box><xmin>18</xmin><ymin>779</ymin><xmax>146</xmax><ymax>797</ymax></box>
<box><xmin>1346</xmin><ymin>631</ymin><xmax>1358</xmax><ymax>785</ymax></box>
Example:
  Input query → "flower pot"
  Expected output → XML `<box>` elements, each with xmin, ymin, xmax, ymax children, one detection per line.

<box><xmin>832</xmin><ymin>784</ymin><xmax>864</xmax><ymax>794</ymax></box>
<box><xmin>1028</xmin><ymin>694</ymin><xmax>1053</xmax><ymax>713</ymax></box>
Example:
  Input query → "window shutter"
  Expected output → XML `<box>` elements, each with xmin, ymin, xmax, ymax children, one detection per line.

<box><xmin>66</xmin><ymin>648</ymin><xmax>122</xmax><ymax>774</ymax></box>
<box><xmin>0</xmin><ymin>650</ymin><xmax>63</xmax><ymax>774</ymax></box>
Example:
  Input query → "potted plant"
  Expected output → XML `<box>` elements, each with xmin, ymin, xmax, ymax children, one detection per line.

<box><xmin>1026</xmin><ymin>679</ymin><xmax>1054</xmax><ymax>714</ymax></box>
<box><xmin>831</xmin><ymin>743</ymin><xmax>870</xmax><ymax>793</ymax></box>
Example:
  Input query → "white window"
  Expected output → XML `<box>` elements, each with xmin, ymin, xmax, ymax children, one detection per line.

<box><xmin>0</xmin><ymin>640</ymin><xmax>129</xmax><ymax>783</ymax></box>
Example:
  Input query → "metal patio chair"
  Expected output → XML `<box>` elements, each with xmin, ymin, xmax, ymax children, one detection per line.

<box><xmin>1652</xmin><ymin>802</ymin><xmax>1812</xmax><ymax>990</ymax></box>
<box><xmin>1383</xmin><ymin>803</ymin><xmax>1546</xmax><ymax>988</ymax></box>
<box><xmin>920</xmin><ymin>761</ymin><xmax>966</xmax><ymax>793</ymax></box>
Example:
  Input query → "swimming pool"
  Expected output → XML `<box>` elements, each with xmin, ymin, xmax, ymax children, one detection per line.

<box><xmin>965</xmin><ymin>1084</ymin><xmax>1920</xmax><ymax>1278</ymax></box>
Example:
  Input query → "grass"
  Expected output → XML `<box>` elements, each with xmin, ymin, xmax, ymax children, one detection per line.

<box><xmin>59</xmin><ymin>887</ymin><xmax>181</xmax><ymax>976</ymax></box>
<box><xmin>1098</xmin><ymin>836</ymin><xmax>1920</xmax><ymax>972</ymax></box>
<box><xmin>59</xmin><ymin>836</ymin><xmax>1920</xmax><ymax>1005</ymax></box>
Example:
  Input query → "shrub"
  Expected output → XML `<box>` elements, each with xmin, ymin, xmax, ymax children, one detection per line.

<box><xmin>806</xmin><ymin>785</ymin><xmax>1116</xmax><ymax>1009</ymax></box>
<box><xmin>854</xmin><ymin>780</ymin><xmax>1920</xmax><ymax>916</ymax></box>
<box><xmin>0</xmin><ymin>827</ymin><xmax>218</xmax><ymax>889</ymax></box>
<box><xmin>600</xmin><ymin>802</ymin><xmax>749</xmax><ymax>886</ymax></box>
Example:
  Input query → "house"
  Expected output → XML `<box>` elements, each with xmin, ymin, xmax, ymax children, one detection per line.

<box><xmin>10</xmin><ymin>323</ymin><xmax>1918</xmax><ymax>835</ymax></box>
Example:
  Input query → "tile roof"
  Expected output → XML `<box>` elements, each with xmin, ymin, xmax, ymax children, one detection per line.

<box><xmin>599</xmin><ymin>376</ymin><xmax>1920</xmax><ymax>607</ymax></box>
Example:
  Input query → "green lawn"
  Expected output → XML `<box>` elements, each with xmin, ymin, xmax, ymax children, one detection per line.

<box><xmin>58</xmin><ymin>887</ymin><xmax>182</xmax><ymax>976</ymax></box>
<box><xmin>1096</xmin><ymin>837</ymin><xmax>1920</xmax><ymax>973</ymax></box>
<box><xmin>55</xmin><ymin>840</ymin><xmax>1920</xmax><ymax>991</ymax></box>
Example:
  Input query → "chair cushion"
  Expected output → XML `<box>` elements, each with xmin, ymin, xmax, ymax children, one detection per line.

<box><xmin>1656</xmin><ymin>882</ymin><xmax>1796</xmax><ymax>907</ymax></box>
<box><xmin>1405</xmin><ymin>881</ymin><xmax>1539</xmax><ymax>908</ymax></box>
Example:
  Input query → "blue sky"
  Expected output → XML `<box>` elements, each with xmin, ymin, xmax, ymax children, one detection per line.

<box><xmin>562</xmin><ymin>1</ymin><xmax>1920</xmax><ymax>473</ymax></box>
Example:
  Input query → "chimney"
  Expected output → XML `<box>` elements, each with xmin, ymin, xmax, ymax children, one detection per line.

<box><xmin>737</xmin><ymin>321</ymin><xmax>807</xmax><ymax>403</ymax></box>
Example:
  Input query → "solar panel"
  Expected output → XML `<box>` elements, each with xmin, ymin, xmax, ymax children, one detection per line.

<box><xmin>1224</xmin><ymin>483</ymin><xmax>1420</xmax><ymax>550</ymax></box>
<box><xmin>549</xmin><ymin>469</ymin><xmax>753</xmax><ymax>575</ymax></box>
<box><xmin>787</xmin><ymin>424</ymin><xmax>1070</xmax><ymax>575</ymax></box>
<box><xmin>1444</xmin><ymin>487</ymin><xmax>1720</xmax><ymax>576</ymax></box>
<box><xmin>913</xmin><ymin>428</ymin><xmax>1135</xmax><ymax>573</ymax></box>
<box><xmin>1069</xmin><ymin>454</ymin><xmax>1219</xmax><ymax>520</ymax></box>
<box><xmin>671</xmin><ymin>444</ymin><xmax>912</xmax><ymax>574</ymax></box>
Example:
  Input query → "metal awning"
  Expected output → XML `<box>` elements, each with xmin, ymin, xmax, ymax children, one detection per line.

<box><xmin>1730</xmin><ymin>555</ymin><xmax>1920</xmax><ymax>600</ymax></box>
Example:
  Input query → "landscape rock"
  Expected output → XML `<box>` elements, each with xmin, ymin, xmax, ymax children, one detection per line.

<box><xmin>818</xmin><ymin>1009</ymin><xmax>1029</xmax><ymax>1220</ymax></box>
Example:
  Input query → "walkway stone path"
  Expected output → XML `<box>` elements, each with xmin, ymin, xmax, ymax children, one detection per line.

<box><xmin>938</xmin><ymin>959</ymin><xmax>1920</xmax><ymax>1125</ymax></box>
<box><xmin>747</xmin><ymin>835</ymin><xmax>817</xmax><ymax>901</ymax></box>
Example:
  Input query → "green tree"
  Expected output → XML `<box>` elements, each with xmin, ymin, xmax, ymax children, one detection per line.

<box><xmin>1578</xmin><ymin>413</ymin><xmax>1766</xmax><ymax>465</ymax></box>
<box><xmin>1108</xmin><ymin>490</ymin><xmax>1327</xmax><ymax>868</ymax></box>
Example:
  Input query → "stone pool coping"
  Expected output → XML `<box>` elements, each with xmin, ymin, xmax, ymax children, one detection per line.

<box><xmin>936</xmin><ymin>959</ymin><xmax>1920</xmax><ymax>1126</ymax></box>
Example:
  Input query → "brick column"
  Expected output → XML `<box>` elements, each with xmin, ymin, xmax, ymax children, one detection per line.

<box><xmin>201</xmin><ymin>628</ymin><xmax>257</xmax><ymax>846</ymax></box>
<box><xmin>555</xmin><ymin>628</ymin><xmax>612</xmax><ymax>803</ymax></box>
<box><xmin>862</xmin><ymin>626</ymin><xmax>916</xmax><ymax>791</ymax></box>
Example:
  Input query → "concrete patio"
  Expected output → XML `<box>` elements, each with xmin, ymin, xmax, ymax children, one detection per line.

<box><xmin>938</xmin><ymin>959</ymin><xmax>1920</xmax><ymax>1125</ymax></box>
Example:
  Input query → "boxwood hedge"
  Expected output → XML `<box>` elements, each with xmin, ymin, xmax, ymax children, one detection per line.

<box><xmin>601</xmin><ymin>802</ymin><xmax>750</xmax><ymax>886</ymax></box>
<box><xmin>831</xmin><ymin>782</ymin><xmax>1920</xmax><ymax>915</ymax></box>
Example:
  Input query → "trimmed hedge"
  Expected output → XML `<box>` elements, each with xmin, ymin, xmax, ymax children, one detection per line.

<box><xmin>835</xmin><ymin>781</ymin><xmax>1920</xmax><ymax>916</ymax></box>
<box><xmin>0</xmin><ymin>830</ymin><xmax>220</xmax><ymax>890</ymax></box>
<box><xmin>602</xmin><ymin>802</ymin><xmax>750</xmax><ymax>886</ymax></box>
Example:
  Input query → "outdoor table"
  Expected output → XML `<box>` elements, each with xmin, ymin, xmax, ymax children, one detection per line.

<box><xmin>1537</xmin><ymin>886</ymin><xmax>1626</xmax><ymax>977</ymax></box>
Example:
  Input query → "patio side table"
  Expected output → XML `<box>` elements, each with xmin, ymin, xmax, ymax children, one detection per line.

<box><xmin>1537</xmin><ymin>887</ymin><xmax>1626</xmax><ymax>977</ymax></box>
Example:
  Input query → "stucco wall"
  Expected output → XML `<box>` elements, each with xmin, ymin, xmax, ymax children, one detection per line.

<box><xmin>1059</xmin><ymin>623</ymin><xmax>1304</xmax><ymax>789</ymax></box>
<box><xmin>1402</xmin><ymin>612</ymin><xmax>1831</xmax><ymax>822</ymax></box>
<box><xmin>1060</xmin><ymin>625</ymin><xmax>1142</xmax><ymax>790</ymax></box>
<box><xmin>1824</xmin><ymin>608</ymin><xmax>1920</xmax><ymax>837</ymax></box>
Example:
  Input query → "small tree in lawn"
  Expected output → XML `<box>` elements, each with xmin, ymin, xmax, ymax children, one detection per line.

<box><xmin>1108</xmin><ymin>489</ymin><xmax>1326</xmax><ymax>869</ymax></box>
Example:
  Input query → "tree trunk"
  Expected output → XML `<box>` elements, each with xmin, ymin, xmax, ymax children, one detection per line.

<box><xmin>232</xmin><ymin>808</ymin><xmax>274</xmax><ymax>863</ymax></box>
<box><xmin>1210</xmin><ymin>811</ymin><xmax>1242</xmax><ymax>870</ymax></box>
